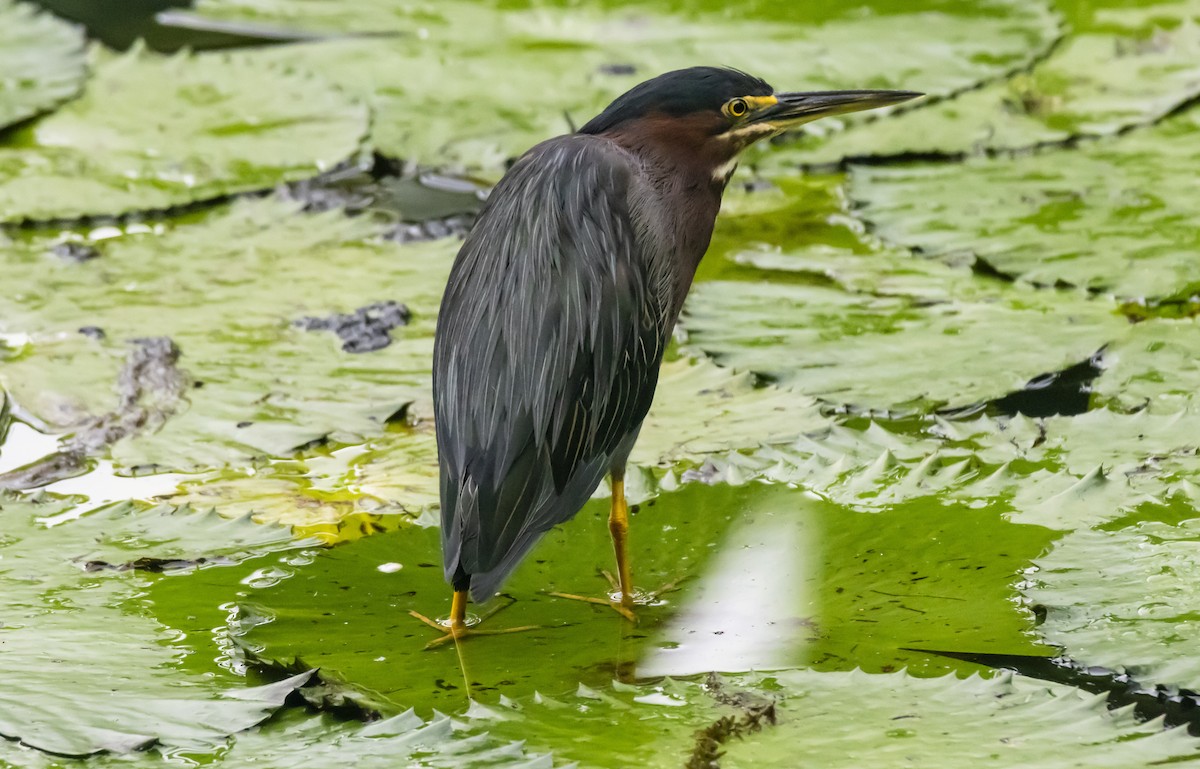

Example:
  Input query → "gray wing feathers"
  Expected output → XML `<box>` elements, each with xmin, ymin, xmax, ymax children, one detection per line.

<box><xmin>433</xmin><ymin>137</ymin><xmax>665</xmax><ymax>600</ymax></box>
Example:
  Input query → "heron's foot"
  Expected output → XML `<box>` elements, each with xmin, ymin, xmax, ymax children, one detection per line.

<box><xmin>409</xmin><ymin>610</ymin><xmax>539</xmax><ymax>649</ymax></box>
<box><xmin>409</xmin><ymin>595</ymin><xmax>538</xmax><ymax>650</ymax></box>
<box><xmin>548</xmin><ymin>591</ymin><xmax>640</xmax><ymax>622</ymax></box>
<box><xmin>549</xmin><ymin>571</ymin><xmax>684</xmax><ymax>624</ymax></box>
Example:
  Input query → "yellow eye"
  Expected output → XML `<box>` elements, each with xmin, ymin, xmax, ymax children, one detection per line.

<box><xmin>725</xmin><ymin>98</ymin><xmax>749</xmax><ymax>118</ymax></box>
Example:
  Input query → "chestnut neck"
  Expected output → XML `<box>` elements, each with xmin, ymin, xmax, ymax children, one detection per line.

<box><xmin>599</xmin><ymin>112</ymin><xmax>739</xmax><ymax>316</ymax></box>
<box><xmin>601</xmin><ymin>112</ymin><xmax>737</xmax><ymax>198</ymax></box>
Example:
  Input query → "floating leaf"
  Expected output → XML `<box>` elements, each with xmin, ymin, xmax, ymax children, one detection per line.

<box><xmin>672</xmin><ymin>405</ymin><xmax>1200</xmax><ymax>531</ymax></box>
<box><xmin>848</xmin><ymin>108</ymin><xmax>1200</xmax><ymax>299</ymax></box>
<box><xmin>0</xmin><ymin>495</ymin><xmax>311</xmax><ymax>756</ymax></box>
<box><xmin>73</xmin><ymin>504</ymin><xmax>316</xmax><ymax>571</ymax></box>
<box><xmin>0</xmin><ymin>707</ymin><xmax>560</xmax><ymax>769</ymax></box>
<box><xmin>936</xmin><ymin>409</ymin><xmax>1200</xmax><ymax>527</ymax></box>
<box><xmin>1092</xmin><ymin>317</ymin><xmax>1200</xmax><ymax>412</ymax></box>
<box><xmin>0</xmin><ymin>0</ymin><xmax>87</xmax><ymax>131</ymax></box>
<box><xmin>484</xmin><ymin>678</ymin><xmax>732</xmax><ymax>769</ymax></box>
<box><xmin>0</xmin><ymin>47</ymin><xmax>366</xmax><ymax>223</ymax></box>
<box><xmin>680</xmin><ymin>277</ymin><xmax>1126</xmax><ymax>413</ymax></box>
<box><xmin>719</xmin><ymin>669</ymin><xmax>1200</xmax><ymax>768</ymax></box>
<box><xmin>451</xmin><ymin>668</ymin><xmax>1200</xmax><ymax>768</ymax></box>
<box><xmin>0</xmin><ymin>200</ymin><xmax>453</xmax><ymax>474</ymax></box>
<box><xmin>199</xmin><ymin>0</ymin><xmax>1057</xmax><ymax>170</ymax></box>
<box><xmin>689</xmin><ymin>175</ymin><xmax>1132</xmax><ymax>414</ymax></box>
<box><xmin>230</xmin><ymin>482</ymin><xmax>1049</xmax><ymax>715</ymax></box>
<box><xmin>1024</xmin><ymin>506</ymin><xmax>1200</xmax><ymax>690</ymax></box>
<box><xmin>772</xmin><ymin>0</ymin><xmax>1200</xmax><ymax>166</ymax></box>
<box><xmin>164</xmin><ymin>358</ymin><xmax>830</xmax><ymax>532</ymax></box>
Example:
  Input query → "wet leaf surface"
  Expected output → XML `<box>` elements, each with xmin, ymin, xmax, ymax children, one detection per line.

<box><xmin>0</xmin><ymin>47</ymin><xmax>366</xmax><ymax>223</ymax></box>
<box><xmin>3</xmin><ymin>0</ymin><xmax>1200</xmax><ymax>765</ymax></box>
<box><xmin>1092</xmin><ymin>317</ymin><xmax>1200</xmax><ymax>412</ymax></box>
<box><xmin>0</xmin><ymin>494</ymin><xmax>312</xmax><ymax>756</ymax></box>
<box><xmin>0</xmin><ymin>707</ymin><xmax>558</xmax><ymax>768</ymax></box>
<box><xmin>1024</xmin><ymin>503</ymin><xmax>1200</xmax><ymax>690</ymax></box>
<box><xmin>0</xmin><ymin>0</ymin><xmax>87</xmax><ymax>132</ymax></box>
<box><xmin>0</xmin><ymin>199</ymin><xmax>450</xmax><ymax>474</ymax></box>
<box><xmin>195</xmin><ymin>0</ymin><xmax>1058</xmax><ymax>170</ymax></box>
<box><xmin>773</xmin><ymin>0</ymin><xmax>1200</xmax><ymax>166</ymax></box>
<box><xmin>230</xmin><ymin>483</ymin><xmax>1051</xmax><ymax>714</ymax></box>
<box><xmin>719</xmin><ymin>669</ymin><xmax>1200</xmax><ymax>768</ymax></box>
<box><xmin>680</xmin><ymin>277</ymin><xmax>1125</xmax><ymax>414</ymax></box>
<box><xmin>849</xmin><ymin>108</ymin><xmax>1200</xmax><ymax>299</ymax></box>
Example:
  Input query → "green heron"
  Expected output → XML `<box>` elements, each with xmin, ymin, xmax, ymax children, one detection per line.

<box><xmin>421</xmin><ymin>67</ymin><xmax>919</xmax><ymax>642</ymax></box>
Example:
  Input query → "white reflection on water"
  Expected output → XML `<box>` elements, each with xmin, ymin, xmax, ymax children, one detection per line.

<box><xmin>639</xmin><ymin>512</ymin><xmax>814</xmax><ymax>677</ymax></box>
<box><xmin>0</xmin><ymin>421</ymin><xmax>185</xmax><ymax>519</ymax></box>
<box><xmin>0</xmin><ymin>421</ymin><xmax>59</xmax><ymax>475</ymax></box>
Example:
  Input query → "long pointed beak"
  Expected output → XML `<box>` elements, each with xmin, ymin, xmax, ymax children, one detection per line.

<box><xmin>750</xmin><ymin>89</ymin><xmax>923</xmax><ymax>127</ymax></box>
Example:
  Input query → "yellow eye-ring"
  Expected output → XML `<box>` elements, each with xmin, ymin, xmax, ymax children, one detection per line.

<box><xmin>725</xmin><ymin>98</ymin><xmax>749</xmax><ymax>118</ymax></box>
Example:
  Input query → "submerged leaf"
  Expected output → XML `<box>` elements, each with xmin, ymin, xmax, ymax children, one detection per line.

<box><xmin>0</xmin><ymin>47</ymin><xmax>367</xmax><ymax>223</ymax></box>
<box><xmin>0</xmin><ymin>0</ymin><xmax>87</xmax><ymax>131</ymax></box>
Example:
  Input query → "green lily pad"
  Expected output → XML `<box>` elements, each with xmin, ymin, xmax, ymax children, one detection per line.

<box><xmin>708</xmin><ymin>172</ymin><xmax>1035</xmax><ymax>296</ymax></box>
<box><xmin>465</xmin><ymin>668</ymin><xmax>1200</xmax><ymax>768</ymax></box>
<box><xmin>200</xmin><ymin>0</ymin><xmax>1057</xmax><ymax>170</ymax></box>
<box><xmin>0</xmin><ymin>0</ymin><xmax>87</xmax><ymax>131</ymax></box>
<box><xmin>163</xmin><ymin>357</ymin><xmax>831</xmax><ymax>532</ymax></box>
<box><xmin>0</xmin><ymin>46</ymin><xmax>366</xmax><ymax>223</ymax></box>
<box><xmin>0</xmin><ymin>494</ymin><xmax>312</xmax><ymax>756</ymax></box>
<box><xmin>688</xmin><ymin>174</ymin><xmax>1133</xmax><ymax>415</ymax></box>
<box><xmin>1024</xmin><ymin>506</ymin><xmax>1200</xmax><ymax>690</ymax></box>
<box><xmin>1092</xmin><ymin>318</ymin><xmax>1200</xmax><ymax>412</ymax></box>
<box><xmin>483</xmin><ymin>678</ymin><xmax>727</xmax><ymax>769</ymax></box>
<box><xmin>773</xmin><ymin>0</ymin><xmax>1200</xmax><ymax>167</ymax></box>
<box><xmin>719</xmin><ymin>668</ymin><xmax>1200</xmax><ymax>768</ymax></box>
<box><xmin>679</xmin><ymin>277</ymin><xmax>1126</xmax><ymax>413</ymax></box>
<box><xmin>936</xmin><ymin>409</ymin><xmax>1200</xmax><ymax>527</ymax></box>
<box><xmin>848</xmin><ymin>107</ymin><xmax>1200</xmax><ymax>299</ymax></box>
<box><xmin>2</xmin><ymin>709</ymin><xmax>557</xmax><ymax>768</ymax></box>
<box><xmin>231</xmin><ymin>482</ymin><xmax>1050</xmax><ymax>715</ymax></box>
<box><xmin>676</xmin><ymin>402</ymin><xmax>1200</xmax><ymax>532</ymax></box>
<box><xmin>631</xmin><ymin>357</ymin><xmax>828</xmax><ymax>466</ymax></box>
<box><xmin>0</xmin><ymin>200</ymin><xmax>453</xmax><ymax>474</ymax></box>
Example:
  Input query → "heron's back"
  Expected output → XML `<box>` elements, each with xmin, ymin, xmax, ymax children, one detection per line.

<box><xmin>433</xmin><ymin>135</ymin><xmax>675</xmax><ymax>601</ymax></box>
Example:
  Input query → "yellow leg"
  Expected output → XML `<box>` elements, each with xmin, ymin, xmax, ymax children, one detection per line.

<box><xmin>549</xmin><ymin>469</ymin><xmax>641</xmax><ymax>622</ymax></box>
<box><xmin>450</xmin><ymin>589</ymin><xmax>468</xmax><ymax>634</ymax></box>
<box><xmin>410</xmin><ymin>590</ymin><xmax>539</xmax><ymax>650</ymax></box>
<box><xmin>608</xmin><ymin>468</ymin><xmax>633</xmax><ymax>608</ymax></box>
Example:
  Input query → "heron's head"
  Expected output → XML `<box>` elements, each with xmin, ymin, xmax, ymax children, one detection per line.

<box><xmin>579</xmin><ymin>67</ymin><xmax>921</xmax><ymax>183</ymax></box>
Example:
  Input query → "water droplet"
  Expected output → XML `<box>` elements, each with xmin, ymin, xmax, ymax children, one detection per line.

<box><xmin>241</xmin><ymin>566</ymin><xmax>292</xmax><ymax>588</ymax></box>
<box><xmin>634</xmin><ymin>692</ymin><xmax>687</xmax><ymax>707</ymax></box>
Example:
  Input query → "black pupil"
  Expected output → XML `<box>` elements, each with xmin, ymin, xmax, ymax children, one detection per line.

<box><xmin>732</xmin><ymin>100</ymin><xmax>745</xmax><ymax>115</ymax></box>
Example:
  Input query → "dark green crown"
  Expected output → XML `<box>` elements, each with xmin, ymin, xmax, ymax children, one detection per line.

<box><xmin>580</xmin><ymin>67</ymin><xmax>772</xmax><ymax>134</ymax></box>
